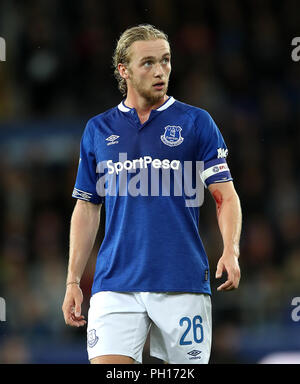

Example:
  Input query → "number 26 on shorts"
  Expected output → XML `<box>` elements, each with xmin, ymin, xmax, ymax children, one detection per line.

<box><xmin>179</xmin><ymin>315</ymin><xmax>204</xmax><ymax>345</ymax></box>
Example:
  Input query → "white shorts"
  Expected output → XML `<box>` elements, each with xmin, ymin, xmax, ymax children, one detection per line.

<box><xmin>87</xmin><ymin>291</ymin><xmax>212</xmax><ymax>364</ymax></box>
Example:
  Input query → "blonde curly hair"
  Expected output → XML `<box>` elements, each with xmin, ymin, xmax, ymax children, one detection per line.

<box><xmin>113</xmin><ymin>24</ymin><xmax>169</xmax><ymax>97</ymax></box>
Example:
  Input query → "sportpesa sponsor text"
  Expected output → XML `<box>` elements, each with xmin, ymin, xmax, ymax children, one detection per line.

<box><xmin>107</xmin><ymin>155</ymin><xmax>180</xmax><ymax>175</ymax></box>
<box><xmin>105</xmin><ymin>147</ymin><xmax>228</xmax><ymax>175</ymax></box>
<box><xmin>93</xmin><ymin>153</ymin><xmax>205</xmax><ymax>207</ymax></box>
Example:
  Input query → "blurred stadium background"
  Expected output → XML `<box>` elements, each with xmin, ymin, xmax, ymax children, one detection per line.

<box><xmin>0</xmin><ymin>0</ymin><xmax>300</xmax><ymax>364</ymax></box>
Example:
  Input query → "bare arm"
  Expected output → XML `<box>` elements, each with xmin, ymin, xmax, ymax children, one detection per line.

<box><xmin>62</xmin><ymin>199</ymin><xmax>101</xmax><ymax>326</ymax></box>
<box><xmin>208</xmin><ymin>181</ymin><xmax>242</xmax><ymax>291</ymax></box>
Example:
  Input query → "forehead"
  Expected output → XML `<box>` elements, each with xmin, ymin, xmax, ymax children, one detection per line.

<box><xmin>128</xmin><ymin>39</ymin><xmax>170</xmax><ymax>61</ymax></box>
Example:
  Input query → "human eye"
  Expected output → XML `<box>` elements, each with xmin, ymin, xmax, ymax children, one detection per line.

<box><xmin>162</xmin><ymin>57</ymin><xmax>170</xmax><ymax>65</ymax></box>
<box><xmin>143</xmin><ymin>60</ymin><xmax>153</xmax><ymax>67</ymax></box>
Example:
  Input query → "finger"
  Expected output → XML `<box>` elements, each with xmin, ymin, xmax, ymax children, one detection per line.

<box><xmin>232</xmin><ymin>276</ymin><xmax>240</xmax><ymax>289</ymax></box>
<box><xmin>74</xmin><ymin>300</ymin><xmax>82</xmax><ymax>318</ymax></box>
<box><xmin>71</xmin><ymin>314</ymin><xmax>85</xmax><ymax>320</ymax></box>
<box><xmin>229</xmin><ymin>269</ymin><xmax>240</xmax><ymax>289</ymax></box>
<box><xmin>71</xmin><ymin>318</ymin><xmax>87</xmax><ymax>327</ymax></box>
<box><xmin>217</xmin><ymin>284</ymin><xmax>233</xmax><ymax>291</ymax></box>
<box><xmin>63</xmin><ymin>306</ymin><xmax>72</xmax><ymax>324</ymax></box>
<box><xmin>217</xmin><ymin>279</ymin><xmax>234</xmax><ymax>291</ymax></box>
<box><xmin>68</xmin><ymin>312</ymin><xmax>86</xmax><ymax>327</ymax></box>
<box><xmin>71</xmin><ymin>314</ymin><xmax>86</xmax><ymax>323</ymax></box>
<box><xmin>223</xmin><ymin>284</ymin><xmax>235</xmax><ymax>291</ymax></box>
<box><xmin>215</xmin><ymin>262</ymin><xmax>224</xmax><ymax>278</ymax></box>
<box><xmin>64</xmin><ymin>312</ymin><xmax>77</xmax><ymax>326</ymax></box>
<box><xmin>71</xmin><ymin>308</ymin><xmax>86</xmax><ymax>321</ymax></box>
<box><xmin>63</xmin><ymin>304</ymin><xmax>81</xmax><ymax>326</ymax></box>
<box><xmin>218</xmin><ymin>276</ymin><xmax>240</xmax><ymax>291</ymax></box>
<box><xmin>68</xmin><ymin>317</ymin><xmax>86</xmax><ymax>327</ymax></box>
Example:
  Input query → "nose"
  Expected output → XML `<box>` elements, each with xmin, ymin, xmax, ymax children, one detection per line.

<box><xmin>153</xmin><ymin>62</ymin><xmax>164</xmax><ymax>77</ymax></box>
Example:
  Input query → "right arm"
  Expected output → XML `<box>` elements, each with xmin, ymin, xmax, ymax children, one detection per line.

<box><xmin>62</xmin><ymin>199</ymin><xmax>101</xmax><ymax>327</ymax></box>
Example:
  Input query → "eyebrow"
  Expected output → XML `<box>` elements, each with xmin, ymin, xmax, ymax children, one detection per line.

<box><xmin>140</xmin><ymin>53</ymin><xmax>171</xmax><ymax>62</ymax></box>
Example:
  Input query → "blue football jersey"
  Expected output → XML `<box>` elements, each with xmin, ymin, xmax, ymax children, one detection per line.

<box><xmin>72</xmin><ymin>97</ymin><xmax>233</xmax><ymax>295</ymax></box>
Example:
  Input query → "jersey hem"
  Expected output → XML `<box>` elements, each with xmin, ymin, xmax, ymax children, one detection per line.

<box><xmin>91</xmin><ymin>287</ymin><xmax>212</xmax><ymax>296</ymax></box>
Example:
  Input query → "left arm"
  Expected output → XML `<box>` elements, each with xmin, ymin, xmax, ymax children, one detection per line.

<box><xmin>208</xmin><ymin>181</ymin><xmax>242</xmax><ymax>291</ymax></box>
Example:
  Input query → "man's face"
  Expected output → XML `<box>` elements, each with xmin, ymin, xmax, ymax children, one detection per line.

<box><xmin>125</xmin><ymin>39</ymin><xmax>171</xmax><ymax>104</ymax></box>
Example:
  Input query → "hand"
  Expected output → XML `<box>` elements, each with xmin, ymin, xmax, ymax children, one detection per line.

<box><xmin>215</xmin><ymin>253</ymin><xmax>241</xmax><ymax>291</ymax></box>
<box><xmin>62</xmin><ymin>283</ymin><xmax>87</xmax><ymax>327</ymax></box>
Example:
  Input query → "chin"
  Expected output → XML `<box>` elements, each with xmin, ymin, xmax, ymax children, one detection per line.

<box><xmin>144</xmin><ymin>89</ymin><xmax>167</xmax><ymax>105</ymax></box>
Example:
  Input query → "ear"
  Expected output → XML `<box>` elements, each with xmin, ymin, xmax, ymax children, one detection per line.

<box><xmin>118</xmin><ymin>63</ymin><xmax>129</xmax><ymax>80</ymax></box>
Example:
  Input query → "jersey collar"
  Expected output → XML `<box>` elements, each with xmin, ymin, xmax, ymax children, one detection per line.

<box><xmin>118</xmin><ymin>96</ymin><xmax>175</xmax><ymax>113</ymax></box>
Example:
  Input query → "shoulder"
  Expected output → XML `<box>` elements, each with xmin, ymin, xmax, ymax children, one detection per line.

<box><xmin>82</xmin><ymin>106</ymin><xmax>119</xmax><ymax>139</ymax></box>
<box><xmin>173</xmin><ymin>99</ymin><xmax>213</xmax><ymax>125</ymax></box>
<box><xmin>87</xmin><ymin>106</ymin><xmax>119</xmax><ymax>128</ymax></box>
<box><xmin>173</xmin><ymin>100</ymin><xmax>217</xmax><ymax>140</ymax></box>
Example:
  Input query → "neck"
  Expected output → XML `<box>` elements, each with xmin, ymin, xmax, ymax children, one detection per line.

<box><xmin>124</xmin><ymin>91</ymin><xmax>168</xmax><ymax>116</ymax></box>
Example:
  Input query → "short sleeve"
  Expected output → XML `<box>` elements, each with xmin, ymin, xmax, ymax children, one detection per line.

<box><xmin>72</xmin><ymin>120</ymin><xmax>104</xmax><ymax>204</ymax></box>
<box><xmin>196</xmin><ymin>110</ymin><xmax>233</xmax><ymax>188</ymax></box>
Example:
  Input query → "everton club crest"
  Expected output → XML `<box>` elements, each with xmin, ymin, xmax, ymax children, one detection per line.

<box><xmin>161</xmin><ymin>126</ymin><xmax>184</xmax><ymax>147</ymax></box>
<box><xmin>87</xmin><ymin>329</ymin><xmax>99</xmax><ymax>348</ymax></box>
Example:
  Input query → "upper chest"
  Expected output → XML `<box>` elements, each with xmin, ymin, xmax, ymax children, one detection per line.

<box><xmin>93</xmin><ymin>110</ymin><xmax>198</xmax><ymax>163</ymax></box>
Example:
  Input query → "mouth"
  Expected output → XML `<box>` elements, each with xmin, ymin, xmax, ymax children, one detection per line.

<box><xmin>153</xmin><ymin>81</ymin><xmax>165</xmax><ymax>90</ymax></box>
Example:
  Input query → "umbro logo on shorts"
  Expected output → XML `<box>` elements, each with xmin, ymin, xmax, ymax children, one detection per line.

<box><xmin>187</xmin><ymin>350</ymin><xmax>202</xmax><ymax>359</ymax></box>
